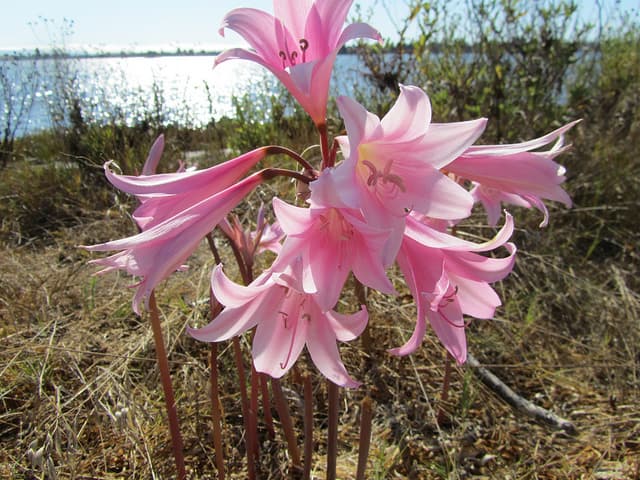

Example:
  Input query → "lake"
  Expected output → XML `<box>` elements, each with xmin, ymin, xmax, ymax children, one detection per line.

<box><xmin>1</xmin><ymin>53</ymin><xmax>368</xmax><ymax>137</ymax></box>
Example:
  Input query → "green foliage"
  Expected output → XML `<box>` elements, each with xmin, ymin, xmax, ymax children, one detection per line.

<box><xmin>357</xmin><ymin>0</ymin><xmax>589</xmax><ymax>141</ymax></box>
<box><xmin>226</xmin><ymin>80</ymin><xmax>316</xmax><ymax>154</ymax></box>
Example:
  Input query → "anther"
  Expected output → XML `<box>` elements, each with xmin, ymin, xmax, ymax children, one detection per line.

<box><xmin>299</xmin><ymin>38</ymin><xmax>309</xmax><ymax>62</ymax></box>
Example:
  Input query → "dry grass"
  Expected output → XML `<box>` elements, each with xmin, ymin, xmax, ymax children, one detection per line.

<box><xmin>1</xmin><ymin>184</ymin><xmax>638</xmax><ymax>480</ymax></box>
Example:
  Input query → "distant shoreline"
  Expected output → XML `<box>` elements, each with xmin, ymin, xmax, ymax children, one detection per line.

<box><xmin>1</xmin><ymin>49</ymin><xmax>224</xmax><ymax>61</ymax></box>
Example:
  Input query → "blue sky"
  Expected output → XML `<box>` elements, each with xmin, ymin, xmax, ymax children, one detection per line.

<box><xmin>1</xmin><ymin>0</ymin><xmax>637</xmax><ymax>52</ymax></box>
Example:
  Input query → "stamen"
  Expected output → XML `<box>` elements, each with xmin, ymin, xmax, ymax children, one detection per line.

<box><xmin>279</xmin><ymin>51</ymin><xmax>287</xmax><ymax>68</ymax></box>
<box><xmin>437</xmin><ymin>309</ymin><xmax>466</xmax><ymax>329</ymax></box>
<box><xmin>299</xmin><ymin>38</ymin><xmax>309</xmax><ymax>62</ymax></box>
<box><xmin>362</xmin><ymin>160</ymin><xmax>380</xmax><ymax>186</ymax></box>
<box><xmin>361</xmin><ymin>159</ymin><xmax>406</xmax><ymax>194</ymax></box>
<box><xmin>279</xmin><ymin>315</ymin><xmax>300</xmax><ymax>370</ymax></box>
<box><xmin>290</xmin><ymin>51</ymin><xmax>298</xmax><ymax>66</ymax></box>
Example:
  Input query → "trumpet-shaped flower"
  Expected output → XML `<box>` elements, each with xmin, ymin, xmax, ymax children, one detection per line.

<box><xmin>312</xmin><ymin>85</ymin><xmax>487</xmax><ymax>235</ymax></box>
<box><xmin>271</xmin><ymin>197</ymin><xmax>395</xmax><ymax>310</ymax></box>
<box><xmin>447</xmin><ymin>121</ymin><xmax>579</xmax><ymax>227</ymax></box>
<box><xmin>215</xmin><ymin>0</ymin><xmax>381</xmax><ymax>124</ymax></box>
<box><xmin>105</xmin><ymin>147</ymin><xmax>268</xmax><ymax>230</ymax></box>
<box><xmin>188</xmin><ymin>261</ymin><xmax>368</xmax><ymax>387</ymax></box>
<box><xmin>84</xmin><ymin>173</ymin><xmax>263</xmax><ymax>314</ymax></box>
<box><xmin>391</xmin><ymin>213</ymin><xmax>516</xmax><ymax>363</ymax></box>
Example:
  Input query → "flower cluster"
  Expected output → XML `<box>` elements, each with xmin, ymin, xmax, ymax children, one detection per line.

<box><xmin>86</xmin><ymin>0</ymin><xmax>577</xmax><ymax>387</ymax></box>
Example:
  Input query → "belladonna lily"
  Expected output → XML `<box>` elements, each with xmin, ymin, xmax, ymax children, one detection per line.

<box><xmin>215</xmin><ymin>0</ymin><xmax>381</xmax><ymax>125</ymax></box>
<box><xmin>447</xmin><ymin>120</ymin><xmax>580</xmax><ymax>227</ymax></box>
<box><xmin>188</xmin><ymin>260</ymin><xmax>368</xmax><ymax>388</ymax></box>
<box><xmin>84</xmin><ymin>173</ymin><xmax>264</xmax><ymax>314</ymax></box>
<box><xmin>310</xmin><ymin>85</ymin><xmax>487</xmax><ymax>259</ymax></box>
<box><xmin>105</xmin><ymin>146</ymin><xmax>269</xmax><ymax>230</ymax></box>
<box><xmin>391</xmin><ymin>212</ymin><xmax>516</xmax><ymax>363</ymax></box>
<box><xmin>270</xmin><ymin>197</ymin><xmax>395</xmax><ymax>311</ymax></box>
<box><xmin>218</xmin><ymin>203</ymin><xmax>285</xmax><ymax>259</ymax></box>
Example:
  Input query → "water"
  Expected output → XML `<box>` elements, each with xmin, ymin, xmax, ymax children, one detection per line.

<box><xmin>0</xmin><ymin>53</ymin><xmax>367</xmax><ymax>137</ymax></box>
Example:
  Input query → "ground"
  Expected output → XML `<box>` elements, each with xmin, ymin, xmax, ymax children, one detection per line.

<box><xmin>1</xmin><ymin>201</ymin><xmax>638</xmax><ymax>479</ymax></box>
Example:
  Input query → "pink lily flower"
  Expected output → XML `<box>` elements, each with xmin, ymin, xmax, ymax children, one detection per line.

<box><xmin>84</xmin><ymin>173</ymin><xmax>263</xmax><ymax>314</ymax></box>
<box><xmin>447</xmin><ymin>120</ymin><xmax>580</xmax><ymax>227</ymax></box>
<box><xmin>215</xmin><ymin>0</ymin><xmax>381</xmax><ymax>125</ymax></box>
<box><xmin>310</xmin><ymin>85</ymin><xmax>486</xmax><ymax>263</ymax></box>
<box><xmin>188</xmin><ymin>261</ymin><xmax>368</xmax><ymax>387</ymax></box>
<box><xmin>105</xmin><ymin>147</ymin><xmax>268</xmax><ymax>230</ymax></box>
<box><xmin>270</xmin><ymin>197</ymin><xmax>395</xmax><ymax>310</ymax></box>
<box><xmin>391</xmin><ymin>212</ymin><xmax>516</xmax><ymax>363</ymax></box>
<box><xmin>311</xmin><ymin>85</ymin><xmax>487</xmax><ymax>230</ymax></box>
<box><xmin>218</xmin><ymin>203</ymin><xmax>285</xmax><ymax>281</ymax></box>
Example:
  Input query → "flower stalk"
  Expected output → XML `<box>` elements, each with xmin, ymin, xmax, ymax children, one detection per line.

<box><xmin>148</xmin><ymin>292</ymin><xmax>186</xmax><ymax>480</ymax></box>
<box><xmin>326</xmin><ymin>380</ymin><xmax>339</xmax><ymax>480</ymax></box>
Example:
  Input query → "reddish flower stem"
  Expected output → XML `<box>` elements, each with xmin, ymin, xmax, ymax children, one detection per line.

<box><xmin>265</xmin><ymin>145</ymin><xmax>317</xmax><ymax>173</ymax></box>
<box><xmin>206</xmin><ymin>232</ymin><xmax>222</xmax><ymax>265</ymax></box>
<box><xmin>303</xmin><ymin>374</ymin><xmax>314</xmax><ymax>480</ymax></box>
<box><xmin>326</xmin><ymin>381</ymin><xmax>339</xmax><ymax>480</ymax></box>
<box><xmin>260</xmin><ymin>374</ymin><xmax>275</xmax><ymax>439</ymax></box>
<box><xmin>436</xmin><ymin>353</ymin><xmax>453</xmax><ymax>426</ymax></box>
<box><xmin>233</xmin><ymin>337</ymin><xmax>256</xmax><ymax>480</ymax></box>
<box><xmin>209</xmin><ymin>343</ymin><xmax>226</xmax><ymax>479</ymax></box>
<box><xmin>318</xmin><ymin>123</ymin><xmax>332</xmax><ymax>169</ymax></box>
<box><xmin>249</xmin><ymin>365</ymin><xmax>261</xmax><ymax>465</ymax></box>
<box><xmin>356</xmin><ymin>397</ymin><xmax>373</xmax><ymax>480</ymax></box>
<box><xmin>271</xmin><ymin>378</ymin><xmax>301</xmax><ymax>469</ymax></box>
<box><xmin>260</xmin><ymin>167</ymin><xmax>315</xmax><ymax>184</ymax></box>
<box><xmin>148</xmin><ymin>292</ymin><xmax>186</xmax><ymax>480</ymax></box>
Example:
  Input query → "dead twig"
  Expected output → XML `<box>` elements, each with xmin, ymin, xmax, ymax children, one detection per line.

<box><xmin>467</xmin><ymin>353</ymin><xmax>577</xmax><ymax>434</ymax></box>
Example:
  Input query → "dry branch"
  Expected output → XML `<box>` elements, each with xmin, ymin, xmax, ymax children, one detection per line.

<box><xmin>467</xmin><ymin>353</ymin><xmax>577</xmax><ymax>434</ymax></box>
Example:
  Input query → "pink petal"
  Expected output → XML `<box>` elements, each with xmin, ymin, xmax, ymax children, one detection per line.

<box><xmin>380</xmin><ymin>85</ymin><xmax>431</xmax><ymax>142</ymax></box>
<box><xmin>450</xmin><ymin>275</ymin><xmax>501</xmax><ymax>320</ymax></box>
<box><xmin>404</xmin><ymin>212</ymin><xmax>514</xmax><ymax>253</ymax></box>
<box><xmin>313</xmin><ymin>0</ymin><xmax>355</xmax><ymax>47</ymax></box>
<box><xmin>427</xmin><ymin>300</ymin><xmax>467</xmax><ymax>363</ymax></box>
<box><xmin>211</xmin><ymin>266</ymin><xmax>273</xmax><ymax>308</ymax></box>
<box><xmin>272</xmin><ymin>197</ymin><xmax>313</xmax><ymax>235</ymax></box>
<box><xmin>336</xmin><ymin>22</ymin><xmax>382</xmax><ymax>48</ymax></box>
<box><xmin>274</xmin><ymin>0</ymin><xmax>313</xmax><ymax>41</ymax></box>
<box><xmin>463</xmin><ymin>120</ymin><xmax>580</xmax><ymax>156</ymax></box>
<box><xmin>443</xmin><ymin>243</ymin><xmax>516</xmax><ymax>283</ymax></box>
<box><xmin>325</xmin><ymin>306</ymin><xmax>368</xmax><ymax>342</ymax></box>
<box><xmin>389</xmin><ymin>244</ymin><xmax>443</xmax><ymax>356</ymax></box>
<box><xmin>306</xmin><ymin>303</ymin><xmax>360</xmax><ymax>387</ymax></box>
<box><xmin>252</xmin><ymin>293</ymin><xmax>308</xmax><ymax>378</ymax></box>
<box><xmin>419</xmin><ymin>119</ymin><xmax>487</xmax><ymax>169</ymax></box>
<box><xmin>141</xmin><ymin>134</ymin><xmax>165</xmax><ymax>175</ymax></box>
<box><xmin>337</xmin><ymin>95</ymin><xmax>382</xmax><ymax>151</ymax></box>
<box><xmin>218</xmin><ymin>8</ymin><xmax>283</xmax><ymax>66</ymax></box>
<box><xmin>105</xmin><ymin>147</ymin><xmax>266</xmax><ymax>196</ymax></box>
<box><xmin>85</xmin><ymin>173</ymin><xmax>263</xmax><ymax>313</ymax></box>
